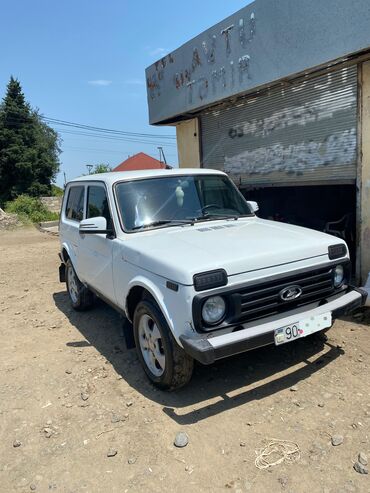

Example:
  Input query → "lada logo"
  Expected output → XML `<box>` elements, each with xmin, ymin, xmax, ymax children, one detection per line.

<box><xmin>279</xmin><ymin>285</ymin><xmax>302</xmax><ymax>302</ymax></box>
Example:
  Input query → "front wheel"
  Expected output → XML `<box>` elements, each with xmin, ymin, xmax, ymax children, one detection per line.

<box><xmin>133</xmin><ymin>299</ymin><xmax>194</xmax><ymax>390</ymax></box>
<box><xmin>65</xmin><ymin>259</ymin><xmax>94</xmax><ymax>311</ymax></box>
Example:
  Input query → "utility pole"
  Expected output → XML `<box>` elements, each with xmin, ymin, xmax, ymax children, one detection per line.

<box><xmin>157</xmin><ymin>147</ymin><xmax>167</xmax><ymax>165</ymax></box>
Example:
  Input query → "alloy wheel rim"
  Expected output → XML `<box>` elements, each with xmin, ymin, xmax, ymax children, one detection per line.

<box><xmin>138</xmin><ymin>314</ymin><xmax>165</xmax><ymax>377</ymax></box>
<box><xmin>67</xmin><ymin>265</ymin><xmax>79</xmax><ymax>304</ymax></box>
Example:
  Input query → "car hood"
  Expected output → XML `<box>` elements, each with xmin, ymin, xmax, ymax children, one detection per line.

<box><xmin>121</xmin><ymin>217</ymin><xmax>344</xmax><ymax>285</ymax></box>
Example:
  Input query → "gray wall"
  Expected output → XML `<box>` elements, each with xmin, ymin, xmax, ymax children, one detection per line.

<box><xmin>40</xmin><ymin>196</ymin><xmax>62</xmax><ymax>214</ymax></box>
<box><xmin>146</xmin><ymin>0</ymin><xmax>370</xmax><ymax>124</ymax></box>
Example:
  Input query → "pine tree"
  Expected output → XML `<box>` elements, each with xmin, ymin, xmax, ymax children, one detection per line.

<box><xmin>0</xmin><ymin>77</ymin><xmax>60</xmax><ymax>205</ymax></box>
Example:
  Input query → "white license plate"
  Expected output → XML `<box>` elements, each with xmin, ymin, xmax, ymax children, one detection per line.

<box><xmin>274</xmin><ymin>312</ymin><xmax>332</xmax><ymax>346</ymax></box>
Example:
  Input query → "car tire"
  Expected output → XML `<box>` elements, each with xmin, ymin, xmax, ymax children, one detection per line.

<box><xmin>65</xmin><ymin>259</ymin><xmax>94</xmax><ymax>311</ymax></box>
<box><xmin>133</xmin><ymin>299</ymin><xmax>194</xmax><ymax>390</ymax></box>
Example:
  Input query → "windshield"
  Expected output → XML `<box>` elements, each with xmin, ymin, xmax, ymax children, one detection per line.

<box><xmin>115</xmin><ymin>174</ymin><xmax>253</xmax><ymax>232</ymax></box>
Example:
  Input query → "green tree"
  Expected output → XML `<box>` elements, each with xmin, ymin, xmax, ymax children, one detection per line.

<box><xmin>0</xmin><ymin>76</ymin><xmax>60</xmax><ymax>205</ymax></box>
<box><xmin>86</xmin><ymin>163</ymin><xmax>112</xmax><ymax>174</ymax></box>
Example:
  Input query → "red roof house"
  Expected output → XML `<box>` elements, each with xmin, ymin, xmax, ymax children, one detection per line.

<box><xmin>113</xmin><ymin>152</ymin><xmax>170</xmax><ymax>171</ymax></box>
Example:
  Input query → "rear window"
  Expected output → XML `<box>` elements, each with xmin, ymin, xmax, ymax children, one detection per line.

<box><xmin>65</xmin><ymin>186</ymin><xmax>85</xmax><ymax>222</ymax></box>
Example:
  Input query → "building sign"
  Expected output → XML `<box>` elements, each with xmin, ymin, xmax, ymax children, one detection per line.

<box><xmin>145</xmin><ymin>0</ymin><xmax>370</xmax><ymax>124</ymax></box>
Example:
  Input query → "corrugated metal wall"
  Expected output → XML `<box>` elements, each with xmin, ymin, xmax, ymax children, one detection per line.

<box><xmin>200</xmin><ymin>66</ymin><xmax>358</xmax><ymax>186</ymax></box>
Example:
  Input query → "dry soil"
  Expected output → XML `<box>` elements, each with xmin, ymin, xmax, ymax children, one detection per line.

<box><xmin>0</xmin><ymin>227</ymin><xmax>369</xmax><ymax>493</ymax></box>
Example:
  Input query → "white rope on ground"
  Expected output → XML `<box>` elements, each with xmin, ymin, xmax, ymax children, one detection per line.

<box><xmin>255</xmin><ymin>439</ymin><xmax>301</xmax><ymax>469</ymax></box>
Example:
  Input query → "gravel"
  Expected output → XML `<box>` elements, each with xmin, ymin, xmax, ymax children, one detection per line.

<box><xmin>353</xmin><ymin>461</ymin><xmax>368</xmax><ymax>474</ymax></box>
<box><xmin>107</xmin><ymin>448</ymin><xmax>118</xmax><ymax>457</ymax></box>
<box><xmin>331</xmin><ymin>435</ymin><xmax>344</xmax><ymax>446</ymax></box>
<box><xmin>358</xmin><ymin>452</ymin><xmax>368</xmax><ymax>466</ymax></box>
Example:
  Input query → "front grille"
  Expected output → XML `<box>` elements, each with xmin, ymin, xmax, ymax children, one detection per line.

<box><xmin>234</xmin><ymin>265</ymin><xmax>337</xmax><ymax>324</ymax></box>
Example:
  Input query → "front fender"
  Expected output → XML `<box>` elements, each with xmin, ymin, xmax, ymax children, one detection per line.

<box><xmin>125</xmin><ymin>276</ymin><xmax>175</xmax><ymax>333</ymax></box>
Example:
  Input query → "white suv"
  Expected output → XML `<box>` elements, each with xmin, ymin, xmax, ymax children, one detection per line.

<box><xmin>59</xmin><ymin>169</ymin><xmax>366</xmax><ymax>390</ymax></box>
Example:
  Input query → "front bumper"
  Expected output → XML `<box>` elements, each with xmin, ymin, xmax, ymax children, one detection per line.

<box><xmin>180</xmin><ymin>288</ymin><xmax>367</xmax><ymax>365</ymax></box>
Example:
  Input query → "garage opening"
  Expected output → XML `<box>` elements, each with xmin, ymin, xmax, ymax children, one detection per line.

<box><xmin>241</xmin><ymin>184</ymin><xmax>357</xmax><ymax>269</ymax></box>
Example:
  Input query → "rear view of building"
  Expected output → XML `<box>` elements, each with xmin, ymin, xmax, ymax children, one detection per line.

<box><xmin>145</xmin><ymin>0</ymin><xmax>370</xmax><ymax>283</ymax></box>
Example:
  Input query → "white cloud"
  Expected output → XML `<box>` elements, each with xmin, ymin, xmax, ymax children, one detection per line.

<box><xmin>147</xmin><ymin>47</ymin><xmax>169</xmax><ymax>58</ymax></box>
<box><xmin>124</xmin><ymin>78</ymin><xmax>145</xmax><ymax>86</ymax></box>
<box><xmin>88</xmin><ymin>80</ymin><xmax>112</xmax><ymax>86</ymax></box>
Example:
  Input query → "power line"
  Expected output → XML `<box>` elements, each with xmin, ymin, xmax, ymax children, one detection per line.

<box><xmin>57</xmin><ymin>128</ymin><xmax>177</xmax><ymax>147</ymax></box>
<box><xmin>2</xmin><ymin>113</ymin><xmax>176</xmax><ymax>140</ymax></box>
<box><xmin>2</xmin><ymin>116</ymin><xmax>177</xmax><ymax>146</ymax></box>
<box><xmin>43</xmin><ymin>117</ymin><xmax>176</xmax><ymax>140</ymax></box>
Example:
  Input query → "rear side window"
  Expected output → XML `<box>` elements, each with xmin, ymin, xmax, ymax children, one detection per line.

<box><xmin>87</xmin><ymin>185</ymin><xmax>112</xmax><ymax>227</ymax></box>
<box><xmin>65</xmin><ymin>186</ymin><xmax>85</xmax><ymax>221</ymax></box>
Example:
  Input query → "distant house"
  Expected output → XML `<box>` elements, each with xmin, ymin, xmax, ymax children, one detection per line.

<box><xmin>113</xmin><ymin>152</ymin><xmax>171</xmax><ymax>171</ymax></box>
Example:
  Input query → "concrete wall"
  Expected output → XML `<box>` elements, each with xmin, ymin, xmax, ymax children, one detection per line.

<box><xmin>176</xmin><ymin>119</ymin><xmax>201</xmax><ymax>168</ymax></box>
<box><xmin>40</xmin><ymin>196</ymin><xmax>62</xmax><ymax>214</ymax></box>
<box><xmin>359</xmin><ymin>61</ymin><xmax>370</xmax><ymax>283</ymax></box>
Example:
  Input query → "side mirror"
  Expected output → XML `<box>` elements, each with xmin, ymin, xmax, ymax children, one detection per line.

<box><xmin>79</xmin><ymin>216</ymin><xmax>112</xmax><ymax>235</ymax></box>
<box><xmin>247</xmin><ymin>201</ymin><xmax>259</xmax><ymax>213</ymax></box>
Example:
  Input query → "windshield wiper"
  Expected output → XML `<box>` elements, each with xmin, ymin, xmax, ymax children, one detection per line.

<box><xmin>132</xmin><ymin>219</ymin><xmax>195</xmax><ymax>231</ymax></box>
<box><xmin>198</xmin><ymin>213</ymin><xmax>240</xmax><ymax>221</ymax></box>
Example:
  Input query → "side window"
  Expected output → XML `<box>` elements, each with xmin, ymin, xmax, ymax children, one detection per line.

<box><xmin>87</xmin><ymin>185</ymin><xmax>112</xmax><ymax>227</ymax></box>
<box><xmin>65</xmin><ymin>186</ymin><xmax>85</xmax><ymax>222</ymax></box>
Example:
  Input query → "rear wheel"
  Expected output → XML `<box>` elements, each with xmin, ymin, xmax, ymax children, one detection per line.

<box><xmin>66</xmin><ymin>259</ymin><xmax>94</xmax><ymax>311</ymax></box>
<box><xmin>133</xmin><ymin>299</ymin><xmax>193</xmax><ymax>390</ymax></box>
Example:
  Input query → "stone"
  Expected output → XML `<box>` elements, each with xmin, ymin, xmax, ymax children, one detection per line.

<box><xmin>126</xmin><ymin>401</ymin><xmax>133</xmax><ymax>407</ymax></box>
<box><xmin>128</xmin><ymin>457</ymin><xmax>137</xmax><ymax>464</ymax></box>
<box><xmin>44</xmin><ymin>428</ymin><xmax>53</xmax><ymax>438</ymax></box>
<box><xmin>174</xmin><ymin>432</ymin><xmax>189</xmax><ymax>448</ymax></box>
<box><xmin>318</xmin><ymin>402</ymin><xmax>325</xmax><ymax>408</ymax></box>
<box><xmin>81</xmin><ymin>392</ymin><xmax>89</xmax><ymax>401</ymax></box>
<box><xmin>331</xmin><ymin>435</ymin><xmax>344</xmax><ymax>446</ymax></box>
<box><xmin>111</xmin><ymin>414</ymin><xmax>121</xmax><ymax>423</ymax></box>
<box><xmin>65</xmin><ymin>370</ymin><xmax>72</xmax><ymax>374</ymax></box>
<box><xmin>107</xmin><ymin>448</ymin><xmax>117</xmax><ymax>457</ymax></box>
<box><xmin>30</xmin><ymin>484</ymin><xmax>37</xmax><ymax>491</ymax></box>
<box><xmin>240</xmin><ymin>441</ymin><xmax>246</xmax><ymax>447</ymax></box>
<box><xmin>278</xmin><ymin>476</ymin><xmax>288</xmax><ymax>488</ymax></box>
<box><xmin>358</xmin><ymin>452</ymin><xmax>368</xmax><ymax>466</ymax></box>
<box><xmin>290</xmin><ymin>385</ymin><xmax>299</xmax><ymax>392</ymax></box>
<box><xmin>353</xmin><ymin>461</ymin><xmax>368</xmax><ymax>474</ymax></box>
<box><xmin>13</xmin><ymin>440</ymin><xmax>21</xmax><ymax>448</ymax></box>
<box><xmin>353</xmin><ymin>312</ymin><xmax>363</xmax><ymax>320</ymax></box>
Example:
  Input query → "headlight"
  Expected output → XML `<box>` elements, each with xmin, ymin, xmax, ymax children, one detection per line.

<box><xmin>202</xmin><ymin>296</ymin><xmax>226</xmax><ymax>325</ymax></box>
<box><xmin>333</xmin><ymin>265</ymin><xmax>344</xmax><ymax>287</ymax></box>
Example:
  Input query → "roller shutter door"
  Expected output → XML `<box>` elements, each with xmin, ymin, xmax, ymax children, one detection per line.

<box><xmin>200</xmin><ymin>66</ymin><xmax>357</xmax><ymax>185</ymax></box>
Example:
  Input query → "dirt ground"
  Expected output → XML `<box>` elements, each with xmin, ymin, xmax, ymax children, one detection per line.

<box><xmin>0</xmin><ymin>227</ymin><xmax>369</xmax><ymax>493</ymax></box>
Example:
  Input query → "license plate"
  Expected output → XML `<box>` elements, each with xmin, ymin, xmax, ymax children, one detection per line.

<box><xmin>274</xmin><ymin>312</ymin><xmax>332</xmax><ymax>346</ymax></box>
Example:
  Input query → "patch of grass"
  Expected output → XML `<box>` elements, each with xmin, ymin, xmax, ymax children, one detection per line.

<box><xmin>51</xmin><ymin>184</ymin><xmax>64</xmax><ymax>197</ymax></box>
<box><xmin>5</xmin><ymin>195</ymin><xmax>59</xmax><ymax>224</ymax></box>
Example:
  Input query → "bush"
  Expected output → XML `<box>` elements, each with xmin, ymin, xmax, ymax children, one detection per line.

<box><xmin>5</xmin><ymin>195</ymin><xmax>59</xmax><ymax>223</ymax></box>
<box><xmin>51</xmin><ymin>184</ymin><xmax>64</xmax><ymax>196</ymax></box>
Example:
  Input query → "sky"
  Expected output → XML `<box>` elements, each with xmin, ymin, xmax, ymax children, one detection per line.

<box><xmin>1</xmin><ymin>0</ymin><xmax>250</xmax><ymax>186</ymax></box>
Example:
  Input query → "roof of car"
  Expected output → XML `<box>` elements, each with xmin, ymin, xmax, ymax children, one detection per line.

<box><xmin>68</xmin><ymin>167</ymin><xmax>226</xmax><ymax>185</ymax></box>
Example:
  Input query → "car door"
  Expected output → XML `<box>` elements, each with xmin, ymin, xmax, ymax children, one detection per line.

<box><xmin>60</xmin><ymin>184</ymin><xmax>86</xmax><ymax>278</ymax></box>
<box><xmin>78</xmin><ymin>182</ymin><xmax>116</xmax><ymax>303</ymax></box>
